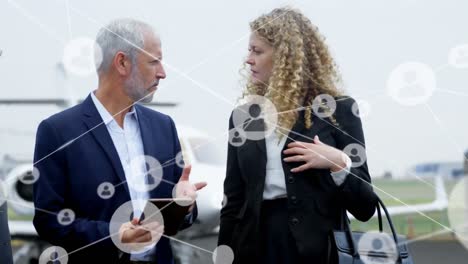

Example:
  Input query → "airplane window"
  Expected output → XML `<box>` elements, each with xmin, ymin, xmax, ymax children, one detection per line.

<box><xmin>187</xmin><ymin>137</ymin><xmax>225</xmax><ymax>165</ymax></box>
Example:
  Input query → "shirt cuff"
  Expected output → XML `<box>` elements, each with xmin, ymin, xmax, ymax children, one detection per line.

<box><xmin>330</xmin><ymin>154</ymin><xmax>352</xmax><ymax>186</ymax></box>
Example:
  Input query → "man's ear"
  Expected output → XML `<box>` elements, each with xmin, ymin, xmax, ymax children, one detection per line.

<box><xmin>113</xmin><ymin>51</ymin><xmax>131</xmax><ymax>76</ymax></box>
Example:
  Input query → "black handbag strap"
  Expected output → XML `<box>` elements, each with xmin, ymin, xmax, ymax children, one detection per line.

<box><xmin>377</xmin><ymin>201</ymin><xmax>383</xmax><ymax>232</ymax></box>
<box><xmin>340</xmin><ymin>196</ymin><xmax>402</xmax><ymax>261</ymax></box>
<box><xmin>340</xmin><ymin>207</ymin><xmax>359</xmax><ymax>257</ymax></box>
<box><xmin>376</xmin><ymin>197</ymin><xmax>401</xmax><ymax>252</ymax></box>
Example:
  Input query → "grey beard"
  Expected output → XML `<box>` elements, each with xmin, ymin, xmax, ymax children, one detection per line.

<box><xmin>124</xmin><ymin>71</ymin><xmax>154</xmax><ymax>104</ymax></box>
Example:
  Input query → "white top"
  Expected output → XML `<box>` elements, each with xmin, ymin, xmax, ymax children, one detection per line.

<box><xmin>91</xmin><ymin>92</ymin><xmax>155</xmax><ymax>261</ymax></box>
<box><xmin>262</xmin><ymin>132</ymin><xmax>351</xmax><ymax>200</ymax></box>
<box><xmin>263</xmin><ymin>133</ymin><xmax>288</xmax><ymax>200</ymax></box>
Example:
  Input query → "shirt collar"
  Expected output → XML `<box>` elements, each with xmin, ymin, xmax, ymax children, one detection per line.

<box><xmin>90</xmin><ymin>91</ymin><xmax>139</xmax><ymax>125</ymax></box>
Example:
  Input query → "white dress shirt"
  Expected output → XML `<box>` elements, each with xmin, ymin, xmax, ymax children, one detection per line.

<box><xmin>91</xmin><ymin>92</ymin><xmax>156</xmax><ymax>261</ymax></box>
<box><xmin>263</xmin><ymin>132</ymin><xmax>352</xmax><ymax>200</ymax></box>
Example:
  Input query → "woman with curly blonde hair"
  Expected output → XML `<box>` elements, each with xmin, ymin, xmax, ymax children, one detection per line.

<box><xmin>218</xmin><ymin>7</ymin><xmax>377</xmax><ymax>264</ymax></box>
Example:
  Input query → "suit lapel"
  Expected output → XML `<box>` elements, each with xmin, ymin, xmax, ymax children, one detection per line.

<box><xmin>254</xmin><ymin>139</ymin><xmax>267</xmax><ymax>160</ymax></box>
<box><xmin>239</xmin><ymin>112</ymin><xmax>309</xmax><ymax>186</ymax></box>
<box><xmin>135</xmin><ymin>106</ymin><xmax>156</xmax><ymax>160</ymax></box>
<box><xmin>135</xmin><ymin>106</ymin><xmax>168</xmax><ymax>198</ymax></box>
<box><xmin>238</xmin><ymin>110</ymin><xmax>324</xmax><ymax>198</ymax></box>
<box><xmin>81</xmin><ymin>95</ymin><xmax>130</xmax><ymax>196</ymax></box>
<box><xmin>283</xmin><ymin>111</ymin><xmax>321</xmax><ymax>149</ymax></box>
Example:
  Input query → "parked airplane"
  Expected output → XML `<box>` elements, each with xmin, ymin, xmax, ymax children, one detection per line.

<box><xmin>0</xmin><ymin>63</ymin><xmax>450</xmax><ymax>263</ymax></box>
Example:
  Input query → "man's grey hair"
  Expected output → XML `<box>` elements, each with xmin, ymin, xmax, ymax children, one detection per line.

<box><xmin>95</xmin><ymin>18</ymin><xmax>156</xmax><ymax>74</ymax></box>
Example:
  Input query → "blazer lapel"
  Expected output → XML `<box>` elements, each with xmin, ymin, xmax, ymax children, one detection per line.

<box><xmin>135</xmin><ymin>106</ymin><xmax>157</xmax><ymax>160</ymax></box>
<box><xmin>135</xmin><ymin>106</ymin><xmax>168</xmax><ymax>198</ymax></box>
<box><xmin>81</xmin><ymin>95</ymin><xmax>130</xmax><ymax>195</ymax></box>
<box><xmin>252</xmin><ymin>118</ymin><xmax>267</xmax><ymax>160</ymax></box>
<box><xmin>254</xmin><ymin>139</ymin><xmax>267</xmax><ymax>161</ymax></box>
<box><xmin>283</xmin><ymin>111</ymin><xmax>321</xmax><ymax>148</ymax></box>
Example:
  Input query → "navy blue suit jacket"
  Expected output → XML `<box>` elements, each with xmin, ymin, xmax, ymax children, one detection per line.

<box><xmin>33</xmin><ymin>95</ymin><xmax>196</xmax><ymax>263</ymax></box>
<box><xmin>0</xmin><ymin>203</ymin><xmax>13</xmax><ymax>264</ymax></box>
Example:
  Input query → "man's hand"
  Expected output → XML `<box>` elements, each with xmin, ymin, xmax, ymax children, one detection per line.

<box><xmin>119</xmin><ymin>218</ymin><xmax>164</xmax><ymax>247</ymax></box>
<box><xmin>174</xmin><ymin>165</ymin><xmax>207</xmax><ymax>210</ymax></box>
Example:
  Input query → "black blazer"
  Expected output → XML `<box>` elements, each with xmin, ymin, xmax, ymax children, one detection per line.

<box><xmin>218</xmin><ymin>96</ymin><xmax>378</xmax><ymax>264</ymax></box>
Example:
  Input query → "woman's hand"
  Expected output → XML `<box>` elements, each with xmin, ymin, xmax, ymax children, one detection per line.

<box><xmin>283</xmin><ymin>135</ymin><xmax>349</xmax><ymax>173</ymax></box>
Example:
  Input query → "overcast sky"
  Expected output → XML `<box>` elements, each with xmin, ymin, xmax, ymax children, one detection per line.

<box><xmin>1</xmin><ymin>0</ymin><xmax>467</xmax><ymax>177</ymax></box>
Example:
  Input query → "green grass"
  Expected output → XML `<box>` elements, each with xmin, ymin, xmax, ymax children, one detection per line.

<box><xmin>373</xmin><ymin>179</ymin><xmax>434</xmax><ymax>206</ymax></box>
<box><xmin>351</xmin><ymin>210</ymin><xmax>452</xmax><ymax>239</ymax></box>
<box><xmin>8</xmin><ymin>207</ymin><xmax>33</xmax><ymax>221</ymax></box>
<box><xmin>349</xmin><ymin>178</ymin><xmax>460</xmax><ymax>240</ymax></box>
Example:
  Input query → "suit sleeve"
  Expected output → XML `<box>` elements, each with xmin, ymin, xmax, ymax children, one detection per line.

<box><xmin>167</xmin><ymin>116</ymin><xmax>198</xmax><ymax>230</ymax></box>
<box><xmin>32</xmin><ymin>119</ymin><xmax>115</xmax><ymax>252</ymax></box>
<box><xmin>0</xmin><ymin>203</ymin><xmax>13</xmax><ymax>264</ymax></box>
<box><xmin>333</xmin><ymin>96</ymin><xmax>378</xmax><ymax>221</ymax></box>
<box><xmin>218</xmin><ymin>114</ymin><xmax>245</xmax><ymax>247</ymax></box>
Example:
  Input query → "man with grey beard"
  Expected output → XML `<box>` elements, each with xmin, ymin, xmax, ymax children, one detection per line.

<box><xmin>33</xmin><ymin>18</ymin><xmax>206</xmax><ymax>263</ymax></box>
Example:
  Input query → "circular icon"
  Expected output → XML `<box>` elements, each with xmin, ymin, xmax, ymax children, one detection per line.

<box><xmin>232</xmin><ymin>95</ymin><xmax>278</xmax><ymax>141</ymax></box>
<box><xmin>57</xmin><ymin>209</ymin><xmax>75</xmax><ymax>226</ymax></box>
<box><xmin>357</xmin><ymin>231</ymin><xmax>398</xmax><ymax>264</ymax></box>
<box><xmin>447</xmin><ymin>177</ymin><xmax>468</xmax><ymax>250</ymax></box>
<box><xmin>109</xmin><ymin>200</ymin><xmax>164</xmax><ymax>254</ymax></box>
<box><xmin>39</xmin><ymin>246</ymin><xmax>68</xmax><ymax>264</ymax></box>
<box><xmin>213</xmin><ymin>245</ymin><xmax>235</xmax><ymax>264</ymax></box>
<box><xmin>0</xmin><ymin>180</ymin><xmax>7</xmax><ymax>207</ymax></box>
<box><xmin>228</xmin><ymin>128</ymin><xmax>247</xmax><ymax>147</ymax></box>
<box><xmin>386</xmin><ymin>61</ymin><xmax>436</xmax><ymax>106</ymax></box>
<box><xmin>351</xmin><ymin>99</ymin><xmax>371</xmax><ymax>120</ymax></box>
<box><xmin>19</xmin><ymin>166</ymin><xmax>40</xmax><ymax>185</ymax></box>
<box><xmin>312</xmin><ymin>94</ymin><xmax>337</xmax><ymax>118</ymax></box>
<box><xmin>126</xmin><ymin>155</ymin><xmax>163</xmax><ymax>193</ymax></box>
<box><xmin>448</xmin><ymin>44</ymin><xmax>468</xmax><ymax>69</ymax></box>
<box><xmin>172</xmin><ymin>180</ymin><xmax>197</xmax><ymax>207</ymax></box>
<box><xmin>97</xmin><ymin>182</ymin><xmax>115</xmax><ymax>199</ymax></box>
<box><xmin>343</xmin><ymin>143</ymin><xmax>367</xmax><ymax>168</ymax></box>
<box><xmin>62</xmin><ymin>37</ymin><xmax>103</xmax><ymax>76</ymax></box>
<box><xmin>175</xmin><ymin>150</ymin><xmax>189</xmax><ymax>168</ymax></box>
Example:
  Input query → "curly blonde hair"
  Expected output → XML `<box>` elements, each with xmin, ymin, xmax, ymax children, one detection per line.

<box><xmin>243</xmin><ymin>7</ymin><xmax>344</xmax><ymax>133</ymax></box>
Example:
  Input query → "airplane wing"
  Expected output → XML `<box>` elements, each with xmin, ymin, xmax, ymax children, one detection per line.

<box><xmin>0</xmin><ymin>98</ymin><xmax>178</xmax><ymax>108</ymax></box>
<box><xmin>0</xmin><ymin>99</ymin><xmax>67</xmax><ymax>106</ymax></box>
<box><xmin>142</xmin><ymin>101</ymin><xmax>178</xmax><ymax>107</ymax></box>
<box><xmin>8</xmin><ymin>220</ymin><xmax>37</xmax><ymax>240</ymax></box>
<box><xmin>0</xmin><ymin>99</ymin><xmax>178</xmax><ymax>107</ymax></box>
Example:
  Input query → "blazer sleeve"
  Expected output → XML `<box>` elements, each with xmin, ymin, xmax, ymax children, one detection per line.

<box><xmin>218</xmin><ymin>113</ymin><xmax>245</xmax><ymax>247</ymax></box>
<box><xmin>0</xmin><ymin>203</ymin><xmax>13</xmax><ymax>264</ymax></box>
<box><xmin>32</xmin><ymin>119</ymin><xmax>115</xmax><ymax>252</ymax></box>
<box><xmin>167</xmin><ymin>116</ymin><xmax>198</xmax><ymax>230</ymax></box>
<box><xmin>333</xmin><ymin>96</ymin><xmax>378</xmax><ymax>221</ymax></box>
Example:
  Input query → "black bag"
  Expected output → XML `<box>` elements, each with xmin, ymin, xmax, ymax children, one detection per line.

<box><xmin>331</xmin><ymin>197</ymin><xmax>414</xmax><ymax>264</ymax></box>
